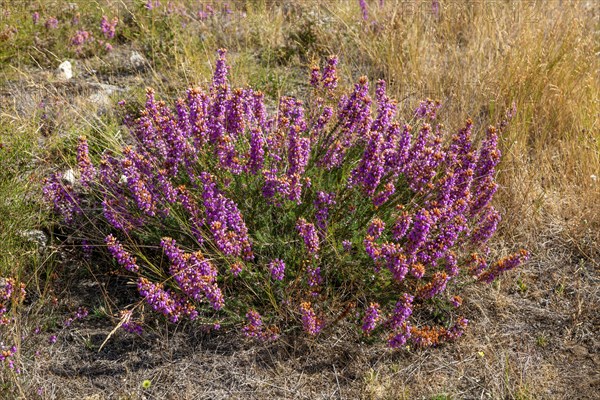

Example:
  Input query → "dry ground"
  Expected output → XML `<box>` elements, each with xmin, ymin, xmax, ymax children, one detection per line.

<box><xmin>11</xmin><ymin>232</ymin><xmax>600</xmax><ymax>399</ymax></box>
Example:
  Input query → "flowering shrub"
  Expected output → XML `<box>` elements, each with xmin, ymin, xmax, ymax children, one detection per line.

<box><xmin>44</xmin><ymin>49</ymin><xmax>528</xmax><ymax>348</ymax></box>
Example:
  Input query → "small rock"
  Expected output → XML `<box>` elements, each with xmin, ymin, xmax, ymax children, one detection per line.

<box><xmin>20</xmin><ymin>230</ymin><xmax>48</xmax><ymax>249</ymax></box>
<box><xmin>82</xmin><ymin>395</ymin><xmax>102</xmax><ymax>400</ymax></box>
<box><xmin>569</xmin><ymin>345</ymin><xmax>589</xmax><ymax>358</ymax></box>
<box><xmin>130</xmin><ymin>51</ymin><xmax>146</xmax><ymax>70</ymax></box>
<box><xmin>89</xmin><ymin>82</ymin><xmax>125</xmax><ymax>96</ymax></box>
<box><xmin>89</xmin><ymin>91</ymin><xmax>110</xmax><ymax>107</ymax></box>
<box><xmin>62</xmin><ymin>169</ymin><xmax>76</xmax><ymax>186</ymax></box>
<box><xmin>56</xmin><ymin>61</ymin><xmax>73</xmax><ymax>80</ymax></box>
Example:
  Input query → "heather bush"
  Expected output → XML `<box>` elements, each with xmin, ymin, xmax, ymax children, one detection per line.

<box><xmin>44</xmin><ymin>49</ymin><xmax>528</xmax><ymax>348</ymax></box>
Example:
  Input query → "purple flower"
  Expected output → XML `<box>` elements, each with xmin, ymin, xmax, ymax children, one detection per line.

<box><xmin>314</xmin><ymin>191</ymin><xmax>336</xmax><ymax>230</ymax></box>
<box><xmin>32</xmin><ymin>12</ymin><xmax>39</xmax><ymax>25</ymax></box>
<box><xmin>405</xmin><ymin>209</ymin><xmax>433</xmax><ymax>256</ymax></box>
<box><xmin>268</xmin><ymin>259</ymin><xmax>285</xmax><ymax>281</ymax></box>
<box><xmin>243</xmin><ymin>310</ymin><xmax>278</xmax><ymax>341</ymax></box>
<box><xmin>381</xmin><ymin>243</ymin><xmax>409</xmax><ymax>282</ymax></box>
<box><xmin>246</xmin><ymin>127</ymin><xmax>265</xmax><ymax>174</ymax></box>
<box><xmin>45</xmin><ymin>17</ymin><xmax>58</xmax><ymax>30</ymax></box>
<box><xmin>388</xmin><ymin>293</ymin><xmax>414</xmax><ymax>330</ymax></box>
<box><xmin>418</xmin><ymin>272</ymin><xmax>449</xmax><ymax>299</ymax></box>
<box><xmin>242</xmin><ymin>310</ymin><xmax>263</xmax><ymax>338</ymax></box>
<box><xmin>306</xmin><ymin>263</ymin><xmax>323</xmax><ymax>289</ymax></box>
<box><xmin>470</xmin><ymin>205</ymin><xmax>501</xmax><ymax>246</ymax></box>
<box><xmin>200</xmin><ymin>172</ymin><xmax>253</xmax><ymax>259</ymax></box>
<box><xmin>450</xmin><ymin>296</ymin><xmax>462</xmax><ymax>308</ymax></box>
<box><xmin>470</xmin><ymin>126</ymin><xmax>500</xmax><ymax>215</ymax></box>
<box><xmin>387</xmin><ymin>294</ymin><xmax>414</xmax><ymax>348</ymax></box>
<box><xmin>137</xmin><ymin>277</ymin><xmax>198</xmax><ymax>323</ymax></box>
<box><xmin>121</xmin><ymin>148</ymin><xmax>157</xmax><ymax>217</ymax></box>
<box><xmin>414</xmin><ymin>98</ymin><xmax>441</xmax><ymax>120</ymax></box>
<box><xmin>359</xmin><ymin>0</ymin><xmax>368</xmax><ymax>21</ymax></box>
<box><xmin>478</xmin><ymin>250</ymin><xmax>530</xmax><ymax>284</ymax></box>
<box><xmin>367</xmin><ymin>218</ymin><xmax>385</xmax><ymax>239</ymax></box>
<box><xmin>161</xmin><ymin>237</ymin><xmax>223</xmax><ymax>310</ymax></box>
<box><xmin>342</xmin><ymin>240</ymin><xmax>352</xmax><ymax>252</ymax></box>
<box><xmin>122</xmin><ymin>320</ymin><xmax>143</xmax><ymax>334</ymax></box>
<box><xmin>145</xmin><ymin>0</ymin><xmax>160</xmax><ymax>10</ymax></box>
<box><xmin>100</xmin><ymin>16</ymin><xmax>118</xmax><ymax>39</ymax></box>
<box><xmin>71</xmin><ymin>30</ymin><xmax>92</xmax><ymax>52</ymax></box>
<box><xmin>445</xmin><ymin>317</ymin><xmax>468</xmax><ymax>340</ymax></box>
<box><xmin>212</xmin><ymin>48</ymin><xmax>230</xmax><ymax>88</ymax></box>
<box><xmin>392</xmin><ymin>211</ymin><xmax>412</xmax><ymax>241</ymax></box>
<box><xmin>75</xmin><ymin>307</ymin><xmax>89</xmax><ymax>320</ymax></box>
<box><xmin>312</xmin><ymin>106</ymin><xmax>333</xmax><ymax>141</ymax></box>
<box><xmin>120</xmin><ymin>310</ymin><xmax>143</xmax><ymax>334</ymax></box>
<box><xmin>410</xmin><ymin>263</ymin><xmax>425</xmax><ymax>279</ymax></box>
<box><xmin>387</xmin><ymin>321</ymin><xmax>411</xmax><ymax>348</ymax></box>
<box><xmin>321</xmin><ymin>56</ymin><xmax>338</xmax><ymax>91</ymax></box>
<box><xmin>105</xmin><ymin>235</ymin><xmax>139</xmax><ymax>272</ymax></box>
<box><xmin>362</xmin><ymin>303</ymin><xmax>381</xmax><ymax>335</ymax></box>
<box><xmin>296</xmin><ymin>218</ymin><xmax>319</xmax><ymax>256</ymax></box>
<box><xmin>230</xmin><ymin>261</ymin><xmax>243</xmax><ymax>277</ymax></box>
<box><xmin>300</xmin><ymin>302</ymin><xmax>322</xmax><ymax>335</ymax></box>
<box><xmin>320</xmin><ymin>76</ymin><xmax>371</xmax><ymax>169</ymax></box>
<box><xmin>432</xmin><ymin>0</ymin><xmax>440</xmax><ymax>18</ymax></box>
<box><xmin>309</xmin><ymin>64</ymin><xmax>320</xmax><ymax>88</ymax></box>
<box><xmin>42</xmin><ymin>173</ymin><xmax>81</xmax><ymax>224</ymax></box>
<box><xmin>77</xmin><ymin>136</ymin><xmax>96</xmax><ymax>187</ymax></box>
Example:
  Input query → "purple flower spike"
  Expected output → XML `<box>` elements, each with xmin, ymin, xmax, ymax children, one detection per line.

<box><xmin>105</xmin><ymin>235</ymin><xmax>139</xmax><ymax>272</ymax></box>
<box><xmin>268</xmin><ymin>259</ymin><xmax>285</xmax><ymax>281</ymax></box>
<box><xmin>322</xmin><ymin>56</ymin><xmax>338</xmax><ymax>91</ymax></box>
<box><xmin>300</xmin><ymin>302</ymin><xmax>322</xmax><ymax>335</ymax></box>
<box><xmin>309</xmin><ymin>64</ymin><xmax>320</xmax><ymax>88</ymax></box>
<box><xmin>77</xmin><ymin>136</ymin><xmax>96</xmax><ymax>188</ymax></box>
<box><xmin>362</xmin><ymin>303</ymin><xmax>381</xmax><ymax>335</ymax></box>
<box><xmin>243</xmin><ymin>310</ymin><xmax>279</xmax><ymax>341</ymax></box>
<box><xmin>296</xmin><ymin>218</ymin><xmax>320</xmax><ymax>255</ymax></box>
<box><xmin>161</xmin><ymin>237</ymin><xmax>224</xmax><ymax>310</ymax></box>
<box><xmin>100</xmin><ymin>16</ymin><xmax>118</xmax><ymax>39</ymax></box>
<box><xmin>478</xmin><ymin>250</ymin><xmax>530</xmax><ymax>283</ymax></box>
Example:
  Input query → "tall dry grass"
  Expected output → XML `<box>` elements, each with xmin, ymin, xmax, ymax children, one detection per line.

<box><xmin>258</xmin><ymin>0</ymin><xmax>600</xmax><ymax>249</ymax></box>
<box><xmin>143</xmin><ymin>0</ymin><xmax>597</xmax><ymax>248</ymax></box>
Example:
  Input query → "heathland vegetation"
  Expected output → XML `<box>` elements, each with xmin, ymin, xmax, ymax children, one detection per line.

<box><xmin>0</xmin><ymin>1</ymin><xmax>598</xmax><ymax>398</ymax></box>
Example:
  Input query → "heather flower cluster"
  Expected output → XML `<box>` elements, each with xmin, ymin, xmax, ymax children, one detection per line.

<box><xmin>268</xmin><ymin>259</ymin><xmax>285</xmax><ymax>281</ymax></box>
<box><xmin>0</xmin><ymin>278</ymin><xmax>25</xmax><ymax>371</ymax></box>
<box><xmin>100</xmin><ymin>16</ymin><xmax>118</xmax><ymax>39</ymax></box>
<box><xmin>242</xmin><ymin>310</ymin><xmax>279</xmax><ymax>341</ymax></box>
<box><xmin>30</xmin><ymin>11</ymin><xmax>118</xmax><ymax>55</ymax></box>
<box><xmin>45</xmin><ymin>49</ymin><xmax>527</xmax><ymax>348</ymax></box>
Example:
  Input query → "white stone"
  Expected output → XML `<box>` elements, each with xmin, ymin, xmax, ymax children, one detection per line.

<box><xmin>129</xmin><ymin>51</ymin><xmax>146</xmax><ymax>70</ymax></box>
<box><xmin>89</xmin><ymin>91</ymin><xmax>110</xmax><ymax>107</ymax></box>
<box><xmin>62</xmin><ymin>169</ymin><xmax>76</xmax><ymax>185</ymax></box>
<box><xmin>56</xmin><ymin>61</ymin><xmax>73</xmax><ymax>80</ymax></box>
<box><xmin>20</xmin><ymin>230</ymin><xmax>48</xmax><ymax>249</ymax></box>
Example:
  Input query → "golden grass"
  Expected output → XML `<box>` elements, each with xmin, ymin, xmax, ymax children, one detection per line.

<box><xmin>306</xmin><ymin>0</ymin><xmax>599</xmax><ymax>244</ymax></box>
